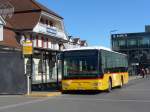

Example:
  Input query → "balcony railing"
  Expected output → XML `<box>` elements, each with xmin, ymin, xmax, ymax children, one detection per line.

<box><xmin>33</xmin><ymin>23</ymin><xmax>67</xmax><ymax>39</ymax></box>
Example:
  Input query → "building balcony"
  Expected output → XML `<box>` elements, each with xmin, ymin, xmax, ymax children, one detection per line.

<box><xmin>33</xmin><ymin>23</ymin><xmax>67</xmax><ymax>40</ymax></box>
<box><xmin>32</xmin><ymin>37</ymin><xmax>59</xmax><ymax>50</ymax></box>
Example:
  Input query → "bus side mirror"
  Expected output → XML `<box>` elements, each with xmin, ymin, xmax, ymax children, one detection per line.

<box><xmin>57</xmin><ymin>53</ymin><xmax>63</xmax><ymax>60</ymax></box>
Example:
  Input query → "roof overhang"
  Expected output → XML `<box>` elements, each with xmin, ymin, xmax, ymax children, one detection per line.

<box><xmin>41</xmin><ymin>11</ymin><xmax>63</xmax><ymax>22</ymax></box>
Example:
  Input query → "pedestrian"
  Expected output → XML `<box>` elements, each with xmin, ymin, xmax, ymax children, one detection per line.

<box><xmin>140</xmin><ymin>68</ymin><xmax>146</xmax><ymax>78</ymax></box>
<box><xmin>145</xmin><ymin>68</ymin><xmax>150</xmax><ymax>78</ymax></box>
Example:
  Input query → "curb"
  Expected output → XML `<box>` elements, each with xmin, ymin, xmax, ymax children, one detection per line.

<box><xmin>129</xmin><ymin>76</ymin><xmax>142</xmax><ymax>81</ymax></box>
<box><xmin>25</xmin><ymin>92</ymin><xmax>61</xmax><ymax>97</ymax></box>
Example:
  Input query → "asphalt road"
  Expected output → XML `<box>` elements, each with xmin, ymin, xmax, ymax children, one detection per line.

<box><xmin>0</xmin><ymin>78</ymin><xmax>150</xmax><ymax>112</ymax></box>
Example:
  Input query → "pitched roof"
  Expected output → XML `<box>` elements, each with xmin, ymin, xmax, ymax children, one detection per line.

<box><xmin>80</xmin><ymin>40</ymin><xmax>88</xmax><ymax>46</ymax></box>
<box><xmin>9</xmin><ymin>0</ymin><xmax>63</xmax><ymax>19</ymax></box>
<box><xmin>0</xmin><ymin>28</ymin><xmax>21</xmax><ymax>49</ymax></box>
<box><xmin>73</xmin><ymin>38</ymin><xmax>80</xmax><ymax>43</ymax></box>
<box><xmin>0</xmin><ymin>0</ymin><xmax>64</xmax><ymax>48</ymax></box>
<box><xmin>5</xmin><ymin>0</ymin><xmax>63</xmax><ymax>30</ymax></box>
<box><xmin>6</xmin><ymin>12</ymin><xmax>41</xmax><ymax>30</ymax></box>
<box><xmin>32</xmin><ymin>0</ymin><xmax>63</xmax><ymax>19</ymax></box>
<box><xmin>0</xmin><ymin>0</ymin><xmax>14</xmax><ymax>12</ymax></box>
<box><xmin>0</xmin><ymin>16</ymin><xmax>20</xmax><ymax>48</ymax></box>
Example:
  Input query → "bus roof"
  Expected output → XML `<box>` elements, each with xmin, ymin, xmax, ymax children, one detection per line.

<box><xmin>63</xmin><ymin>46</ymin><xmax>126</xmax><ymax>56</ymax></box>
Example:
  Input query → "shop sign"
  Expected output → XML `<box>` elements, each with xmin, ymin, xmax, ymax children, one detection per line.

<box><xmin>23</xmin><ymin>41</ymin><xmax>33</xmax><ymax>55</ymax></box>
<box><xmin>46</xmin><ymin>27</ymin><xmax>57</xmax><ymax>36</ymax></box>
<box><xmin>33</xmin><ymin>23</ymin><xmax>57</xmax><ymax>37</ymax></box>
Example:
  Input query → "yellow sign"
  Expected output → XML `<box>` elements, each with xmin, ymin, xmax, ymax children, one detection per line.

<box><xmin>23</xmin><ymin>41</ymin><xmax>33</xmax><ymax>55</ymax></box>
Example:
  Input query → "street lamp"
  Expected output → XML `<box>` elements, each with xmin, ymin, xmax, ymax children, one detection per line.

<box><xmin>110</xmin><ymin>30</ymin><xmax>118</xmax><ymax>34</ymax></box>
<box><xmin>110</xmin><ymin>30</ymin><xmax>118</xmax><ymax>49</ymax></box>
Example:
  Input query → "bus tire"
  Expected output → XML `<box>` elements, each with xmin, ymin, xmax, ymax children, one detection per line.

<box><xmin>107</xmin><ymin>78</ymin><xmax>112</xmax><ymax>92</ymax></box>
<box><xmin>119</xmin><ymin>76</ymin><xmax>124</xmax><ymax>88</ymax></box>
<box><xmin>62</xmin><ymin>91</ymin><xmax>68</xmax><ymax>94</ymax></box>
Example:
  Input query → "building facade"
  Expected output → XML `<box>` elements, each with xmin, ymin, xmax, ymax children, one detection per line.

<box><xmin>5</xmin><ymin>0</ymin><xmax>88</xmax><ymax>90</ymax></box>
<box><xmin>111</xmin><ymin>26</ymin><xmax>150</xmax><ymax>76</ymax></box>
<box><xmin>4</xmin><ymin>0</ymin><xmax>68</xmax><ymax>90</ymax></box>
<box><xmin>0</xmin><ymin>0</ymin><xmax>89</xmax><ymax>92</ymax></box>
<box><xmin>64</xmin><ymin>37</ymin><xmax>88</xmax><ymax>49</ymax></box>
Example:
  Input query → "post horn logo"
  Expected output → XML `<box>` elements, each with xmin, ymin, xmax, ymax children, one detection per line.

<box><xmin>0</xmin><ymin>0</ymin><xmax>14</xmax><ymax>18</ymax></box>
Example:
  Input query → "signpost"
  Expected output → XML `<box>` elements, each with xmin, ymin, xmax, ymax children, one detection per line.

<box><xmin>22</xmin><ymin>40</ymin><xmax>33</xmax><ymax>95</ymax></box>
<box><xmin>23</xmin><ymin>41</ymin><xmax>33</xmax><ymax>55</ymax></box>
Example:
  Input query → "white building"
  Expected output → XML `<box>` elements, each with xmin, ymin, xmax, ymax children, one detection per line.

<box><xmin>6</xmin><ymin>0</ymin><xmax>68</xmax><ymax>89</ymax></box>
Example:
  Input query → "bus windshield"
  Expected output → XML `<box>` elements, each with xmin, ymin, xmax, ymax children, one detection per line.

<box><xmin>63</xmin><ymin>50</ymin><xmax>99</xmax><ymax>78</ymax></box>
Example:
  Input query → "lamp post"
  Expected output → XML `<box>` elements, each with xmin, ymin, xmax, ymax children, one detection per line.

<box><xmin>110</xmin><ymin>30</ymin><xmax>118</xmax><ymax>34</ymax></box>
<box><xmin>110</xmin><ymin>30</ymin><xmax>118</xmax><ymax>49</ymax></box>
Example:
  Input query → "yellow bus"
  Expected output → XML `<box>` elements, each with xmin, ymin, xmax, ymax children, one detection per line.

<box><xmin>62</xmin><ymin>46</ymin><xmax>128</xmax><ymax>93</ymax></box>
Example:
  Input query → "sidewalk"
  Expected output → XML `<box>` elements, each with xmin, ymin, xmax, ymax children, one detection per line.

<box><xmin>129</xmin><ymin>75</ymin><xmax>142</xmax><ymax>81</ymax></box>
<box><xmin>26</xmin><ymin>91</ymin><xmax>61</xmax><ymax>97</ymax></box>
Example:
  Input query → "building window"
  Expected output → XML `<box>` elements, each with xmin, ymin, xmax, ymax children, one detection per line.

<box><xmin>113</xmin><ymin>40</ymin><xmax>118</xmax><ymax>47</ymax></box>
<box><xmin>36</xmin><ymin>35</ymin><xmax>38</xmax><ymax>47</ymax></box>
<box><xmin>118</xmin><ymin>40</ymin><xmax>126</xmax><ymax>46</ymax></box>
<box><xmin>49</xmin><ymin>21</ymin><xmax>53</xmax><ymax>26</ymax></box>
<box><xmin>128</xmin><ymin>39</ymin><xmax>137</xmax><ymax>46</ymax></box>
<box><xmin>38</xmin><ymin>59</ymin><xmax>46</xmax><ymax>75</ymax></box>
<box><xmin>41</xmin><ymin>37</ymin><xmax>44</xmax><ymax>48</ymax></box>
<box><xmin>48</xmin><ymin>40</ymin><xmax>52</xmax><ymax>49</ymax></box>
<box><xmin>40</xmin><ymin>18</ymin><xmax>44</xmax><ymax>24</ymax></box>
<box><xmin>51</xmin><ymin>42</ymin><xmax>54</xmax><ymax>49</ymax></box>
<box><xmin>46</xmin><ymin>20</ymin><xmax>49</xmax><ymax>25</ymax></box>
<box><xmin>44</xmin><ymin>38</ymin><xmax>47</xmax><ymax>48</ymax></box>
<box><xmin>139</xmin><ymin>37</ymin><xmax>149</xmax><ymax>46</ymax></box>
<box><xmin>33</xmin><ymin>37</ymin><xmax>37</xmax><ymax>47</ymax></box>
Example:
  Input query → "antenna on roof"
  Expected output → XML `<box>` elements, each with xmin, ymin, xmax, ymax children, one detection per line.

<box><xmin>0</xmin><ymin>0</ymin><xmax>14</xmax><ymax>19</ymax></box>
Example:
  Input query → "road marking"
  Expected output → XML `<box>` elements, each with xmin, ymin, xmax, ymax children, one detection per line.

<box><xmin>54</xmin><ymin>97</ymin><xmax>150</xmax><ymax>103</ymax></box>
<box><xmin>0</xmin><ymin>95</ymin><xmax>22</xmax><ymax>98</ymax></box>
<box><xmin>0</xmin><ymin>97</ymin><xmax>52</xmax><ymax>110</ymax></box>
<box><xmin>0</xmin><ymin>96</ymin><xmax>150</xmax><ymax>110</ymax></box>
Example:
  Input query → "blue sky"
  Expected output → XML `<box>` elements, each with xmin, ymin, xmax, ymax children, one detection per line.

<box><xmin>38</xmin><ymin>0</ymin><xmax>150</xmax><ymax>48</ymax></box>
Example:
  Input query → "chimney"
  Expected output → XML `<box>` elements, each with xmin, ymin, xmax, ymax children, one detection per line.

<box><xmin>145</xmin><ymin>25</ymin><xmax>150</xmax><ymax>32</ymax></box>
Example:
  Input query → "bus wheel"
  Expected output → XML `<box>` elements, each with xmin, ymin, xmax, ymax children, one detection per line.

<box><xmin>119</xmin><ymin>77</ymin><xmax>124</xmax><ymax>88</ymax></box>
<box><xmin>62</xmin><ymin>91</ymin><xmax>68</xmax><ymax>94</ymax></box>
<box><xmin>107</xmin><ymin>78</ymin><xmax>112</xmax><ymax>92</ymax></box>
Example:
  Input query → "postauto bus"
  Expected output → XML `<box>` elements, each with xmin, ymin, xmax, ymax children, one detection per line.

<box><xmin>61</xmin><ymin>46</ymin><xmax>128</xmax><ymax>93</ymax></box>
